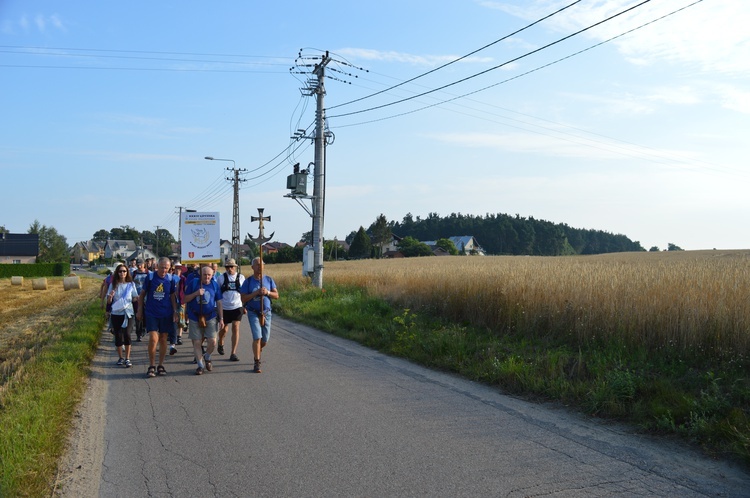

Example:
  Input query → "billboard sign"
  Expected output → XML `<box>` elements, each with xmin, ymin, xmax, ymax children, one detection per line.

<box><xmin>181</xmin><ymin>212</ymin><xmax>220</xmax><ymax>264</ymax></box>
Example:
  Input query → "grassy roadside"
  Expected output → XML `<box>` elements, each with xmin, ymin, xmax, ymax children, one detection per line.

<box><xmin>0</xmin><ymin>298</ymin><xmax>104</xmax><ymax>497</ymax></box>
<box><xmin>275</xmin><ymin>281</ymin><xmax>750</xmax><ymax>466</ymax></box>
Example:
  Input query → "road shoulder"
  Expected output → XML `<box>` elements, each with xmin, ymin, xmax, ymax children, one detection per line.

<box><xmin>54</xmin><ymin>337</ymin><xmax>108</xmax><ymax>497</ymax></box>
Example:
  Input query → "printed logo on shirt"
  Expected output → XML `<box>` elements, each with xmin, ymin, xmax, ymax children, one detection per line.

<box><xmin>153</xmin><ymin>283</ymin><xmax>166</xmax><ymax>301</ymax></box>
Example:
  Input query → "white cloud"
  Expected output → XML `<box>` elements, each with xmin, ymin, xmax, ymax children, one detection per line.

<box><xmin>561</xmin><ymin>91</ymin><xmax>655</xmax><ymax>116</ymax></box>
<box><xmin>10</xmin><ymin>13</ymin><xmax>67</xmax><ymax>34</ymax></box>
<box><xmin>714</xmin><ymin>84</ymin><xmax>750</xmax><ymax>114</ymax></box>
<box><xmin>645</xmin><ymin>85</ymin><xmax>701</xmax><ymax>106</ymax></box>
<box><xmin>34</xmin><ymin>14</ymin><xmax>46</xmax><ymax>32</ymax></box>
<box><xmin>49</xmin><ymin>14</ymin><xmax>65</xmax><ymax>32</ymax></box>
<box><xmin>492</xmin><ymin>1</ymin><xmax>750</xmax><ymax>76</ymax></box>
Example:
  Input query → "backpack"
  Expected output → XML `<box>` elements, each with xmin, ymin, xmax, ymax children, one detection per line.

<box><xmin>220</xmin><ymin>272</ymin><xmax>241</xmax><ymax>293</ymax></box>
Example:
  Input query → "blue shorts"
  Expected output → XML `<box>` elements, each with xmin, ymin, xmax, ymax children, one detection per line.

<box><xmin>247</xmin><ymin>311</ymin><xmax>271</xmax><ymax>343</ymax></box>
<box><xmin>145</xmin><ymin>315</ymin><xmax>174</xmax><ymax>334</ymax></box>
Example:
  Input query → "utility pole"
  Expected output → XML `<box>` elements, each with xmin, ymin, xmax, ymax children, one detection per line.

<box><xmin>175</xmin><ymin>206</ymin><xmax>186</xmax><ymax>244</ymax></box>
<box><xmin>229</xmin><ymin>167</ymin><xmax>246</xmax><ymax>270</ymax></box>
<box><xmin>310</xmin><ymin>52</ymin><xmax>331</xmax><ymax>288</ymax></box>
<box><xmin>205</xmin><ymin>156</ymin><xmax>245</xmax><ymax>270</ymax></box>
<box><xmin>154</xmin><ymin>225</ymin><xmax>161</xmax><ymax>257</ymax></box>
<box><xmin>311</xmin><ymin>53</ymin><xmax>330</xmax><ymax>288</ymax></box>
<box><xmin>287</xmin><ymin>50</ymin><xmax>333</xmax><ymax>288</ymax></box>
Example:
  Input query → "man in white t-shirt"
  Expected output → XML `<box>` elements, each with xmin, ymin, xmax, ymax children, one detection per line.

<box><xmin>216</xmin><ymin>258</ymin><xmax>245</xmax><ymax>361</ymax></box>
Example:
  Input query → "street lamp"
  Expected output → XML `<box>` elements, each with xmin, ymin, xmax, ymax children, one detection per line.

<box><xmin>204</xmin><ymin>156</ymin><xmax>235</xmax><ymax>168</ymax></box>
<box><xmin>205</xmin><ymin>155</ymin><xmax>239</xmax><ymax>268</ymax></box>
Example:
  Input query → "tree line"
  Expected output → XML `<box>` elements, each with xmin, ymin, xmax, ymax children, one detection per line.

<box><xmin>2</xmin><ymin>209</ymin><xmax>675</xmax><ymax>265</ymax></box>
<box><xmin>339</xmin><ymin>212</ymin><xmax>646</xmax><ymax>258</ymax></box>
<box><xmin>389</xmin><ymin>212</ymin><xmax>645</xmax><ymax>256</ymax></box>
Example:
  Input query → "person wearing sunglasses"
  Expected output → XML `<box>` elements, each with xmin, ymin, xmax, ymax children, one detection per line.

<box><xmin>106</xmin><ymin>263</ymin><xmax>139</xmax><ymax>367</ymax></box>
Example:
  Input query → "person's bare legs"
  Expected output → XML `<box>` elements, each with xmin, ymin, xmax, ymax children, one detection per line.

<box><xmin>148</xmin><ymin>331</ymin><xmax>158</xmax><ymax>366</ymax></box>
<box><xmin>157</xmin><ymin>333</ymin><xmax>168</xmax><ymax>367</ymax></box>
<box><xmin>230</xmin><ymin>320</ymin><xmax>240</xmax><ymax>356</ymax></box>
<box><xmin>193</xmin><ymin>338</ymin><xmax>204</xmax><ymax>366</ymax></box>
<box><xmin>218</xmin><ymin>323</ymin><xmax>228</xmax><ymax>353</ymax></box>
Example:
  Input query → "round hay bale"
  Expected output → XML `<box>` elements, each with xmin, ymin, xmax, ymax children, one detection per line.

<box><xmin>63</xmin><ymin>275</ymin><xmax>82</xmax><ymax>291</ymax></box>
<box><xmin>11</xmin><ymin>276</ymin><xmax>23</xmax><ymax>285</ymax></box>
<box><xmin>32</xmin><ymin>278</ymin><xmax>48</xmax><ymax>290</ymax></box>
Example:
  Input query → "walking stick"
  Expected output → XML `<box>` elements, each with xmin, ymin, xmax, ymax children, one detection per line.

<box><xmin>251</xmin><ymin>208</ymin><xmax>273</xmax><ymax>327</ymax></box>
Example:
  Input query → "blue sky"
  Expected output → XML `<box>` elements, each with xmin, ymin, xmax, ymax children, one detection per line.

<box><xmin>1</xmin><ymin>0</ymin><xmax>748</xmax><ymax>251</ymax></box>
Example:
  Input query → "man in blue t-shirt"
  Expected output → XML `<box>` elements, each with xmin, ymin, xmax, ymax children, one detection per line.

<box><xmin>240</xmin><ymin>257</ymin><xmax>278</xmax><ymax>374</ymax></box>
<box><xmin>184</xmin><ymin>265</ymin><xmax>224</xmax><ymax>375</ymax></box>
<box><xmin>136</xmin><ymin>257</ymin><xmax>177</xmax><ymax>378</ymax></box>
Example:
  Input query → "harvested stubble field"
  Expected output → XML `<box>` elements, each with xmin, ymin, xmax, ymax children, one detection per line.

<box><xmin>0</xmin><ymin>276</ymin><xmax>100</xmax><ymax>400</ymax></box>
<box><xmin>270</xmin><ymin>250</ymin><xmax>750</xmax><ymax>356</ymax></box>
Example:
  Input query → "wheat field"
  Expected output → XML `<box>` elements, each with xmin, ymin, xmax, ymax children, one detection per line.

<box><xmin>0</xmin><ymin>276</ymin><xmax>100</xmax><ymax>399</ymax></box>
<box><xmin>267</xmin><ymin>250</ymin><xmax>750</xmax><ymax>355</ymax></box>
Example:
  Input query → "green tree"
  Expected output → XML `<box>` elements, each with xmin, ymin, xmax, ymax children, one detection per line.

<box><xmin>348</xmin><ymin>227</ymin><xmax>372</xmax><ymax>259</ymax></box>
<box><xmin>92</xmin><ymin>229</ymin><xmax>109</xmax><ymax>242</ymax></box>
<box><xmin>28</xmin><ymin>220</ymin><xmax>69</xmax><ymax>263</ymax></box>
<box><xmin>243</xmin><ymin>235</ymin><xmax>259</xmax><ymax>260</ymax></box>
<box><xmin>325</xmin><ymin>239</ymin><xmax>347</xmax><ymax>261</ymax></box>
<box><xmin>153</xmin><ymin>228</ymin><xmax>175</xmax><ymax>257</ymax></box>
<box><xmin>141</xmin><ymin>230</ymin><xmax>156</xmax><ymax>252</ymax></box>
<box><xmin>300</xmin><ymin>230</ymin><xmax>313</xmax><ymax>245</ymax></box>
<box><xmin>397</xmin><ymin>236</ymin><xmax>434</xmax><ymax>257</ymax></box>
<box><xmin>667</xmin><ymin>243</ymin><xmax>684</xmax><ymax>251</ymax></box>
<box><xmin>369</xmin><ymin>214</ymin><xmax>392</xmax><ymax>258</ymax></box>
<box><xmin>274</xmin><ymin>246</ymin><xmax>297</xmax><ymax>263</ymax></box>
<box><xmin>435</xmin><ymin>238</ymin><xmax>458</xmax><ymax>255</ymax></box>
<box><xmin>110</xmin><ymin>225</ymin><xmax>141</xmax><ymax>243</ymax></box>
<box><xmin>649</xmin><ymin>246</ymin><xmax>660</xmax><ymax>252</ymax></box>
<box><xmin>344</xmin><ymin>230</ymin><xmax>358</xmax><ymax>245</ymax></box>
<box><xmin>0</xmin><ymin>225</ymin><xmax>8</xmax><ymax>234</ymax></box>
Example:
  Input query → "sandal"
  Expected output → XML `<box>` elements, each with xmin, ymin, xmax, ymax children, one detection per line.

<box><xmin>157</xmin><ymin>365</ymin><xmax>167</xmax><ymax>376</ymax></box>
<box><xmin>146</xmin><ymin>366</ymin><xmax>156</xmax><ymax>378</ymax></box>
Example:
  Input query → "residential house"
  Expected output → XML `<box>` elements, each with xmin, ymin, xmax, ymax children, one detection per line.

<box><xmin>381</xmin><ymin>234</ymin><xmax>403</xmax><ymax>254</ymax></box>
<box><xmin>104</xmin><ymin>240</ymin><xmax>137</xmax><ymax>261</ymax></box>
<box><xmin>219</xmin><ymin>239</ymin><xmax>233</xmax><ymax>262</ymax></box>
<box><xmin>70</xmin><ymin>240</ymin><xmax>105</xmax><ymax>264</ymax></box>
<box><xmin>262</xmin><ymin>241</ymin><xmax>291</xmax><ymax>255</ymax></box>
<box><xmin>214</xmin><ymin>240</ymin><xmax>256</xmax><ymax>264</ymax></box>
<box><xmin>421</xmin><ymin>236</ymin><xmax>486</xmax><ymax>256</ymax></box>
<box><xmin>0</xmin><ymin>233</ymin><xmax>39</xmax><ymax>264</ymax></box>
<box><xmin>418</xmin><ymin>240</ymin><xmax>453</xmax><ymax>256</ymax></box>
<box><xmin>448</xmin><ymin>236</ymin><xmax>485</xmax><ymax>255</ymax></box>
<box><xmin>128</xmin><ymin>246</ymin><xmax>157</xmax><ymax>263</ymax></box>
<box><xmin>238</xmin><ymin>243</ymin><xmax>251</xmax><ymax>260</ymax></box>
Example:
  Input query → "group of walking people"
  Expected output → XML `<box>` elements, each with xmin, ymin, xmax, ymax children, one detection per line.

<box><xmin>102</xmin><ymin>256</ymin><xmax>278</xmax><ymax>377</ymax></box>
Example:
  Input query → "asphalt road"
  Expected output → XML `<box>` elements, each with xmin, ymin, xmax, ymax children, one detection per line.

<box><xmin>77</xmin><ymin>316</ymin><xmax>749</xmax><ymax>497</ymax></box>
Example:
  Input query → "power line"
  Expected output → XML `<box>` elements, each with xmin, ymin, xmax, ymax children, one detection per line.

<box><xmin>327</xmin><ymin>0</ymin><xmax>582</xmax><ymax>111</ymax></box>
<box><xmin>328</xmin><ymin>0</ymin><xmax>654</xmax><ymax>120</ymax></box>
<box><xmin>327</xmin><ymin>1</ymin><xmax>731</xmax><ymax>175</ymax></box>
<box><xmin>0</xmin><ymin>44</ymin><xmax>289</xmax><ymax>59</ymax></box>
<box><xmin>0</xmin><ymin>64</ymin><xmax>288</xmax><ymax>73</ymax></box>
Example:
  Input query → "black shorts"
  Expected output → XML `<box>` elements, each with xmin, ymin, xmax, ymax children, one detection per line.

<box><xmin>223</xmin><ymin>307</ymin><xmax>243</xmax><ymax>323</ymax></box>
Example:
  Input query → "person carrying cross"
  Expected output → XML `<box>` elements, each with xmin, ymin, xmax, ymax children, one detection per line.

<box><xmin>240</xmin><ymin>257</ymin><xmax>278</xmax><ymax>373</ymax></box>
